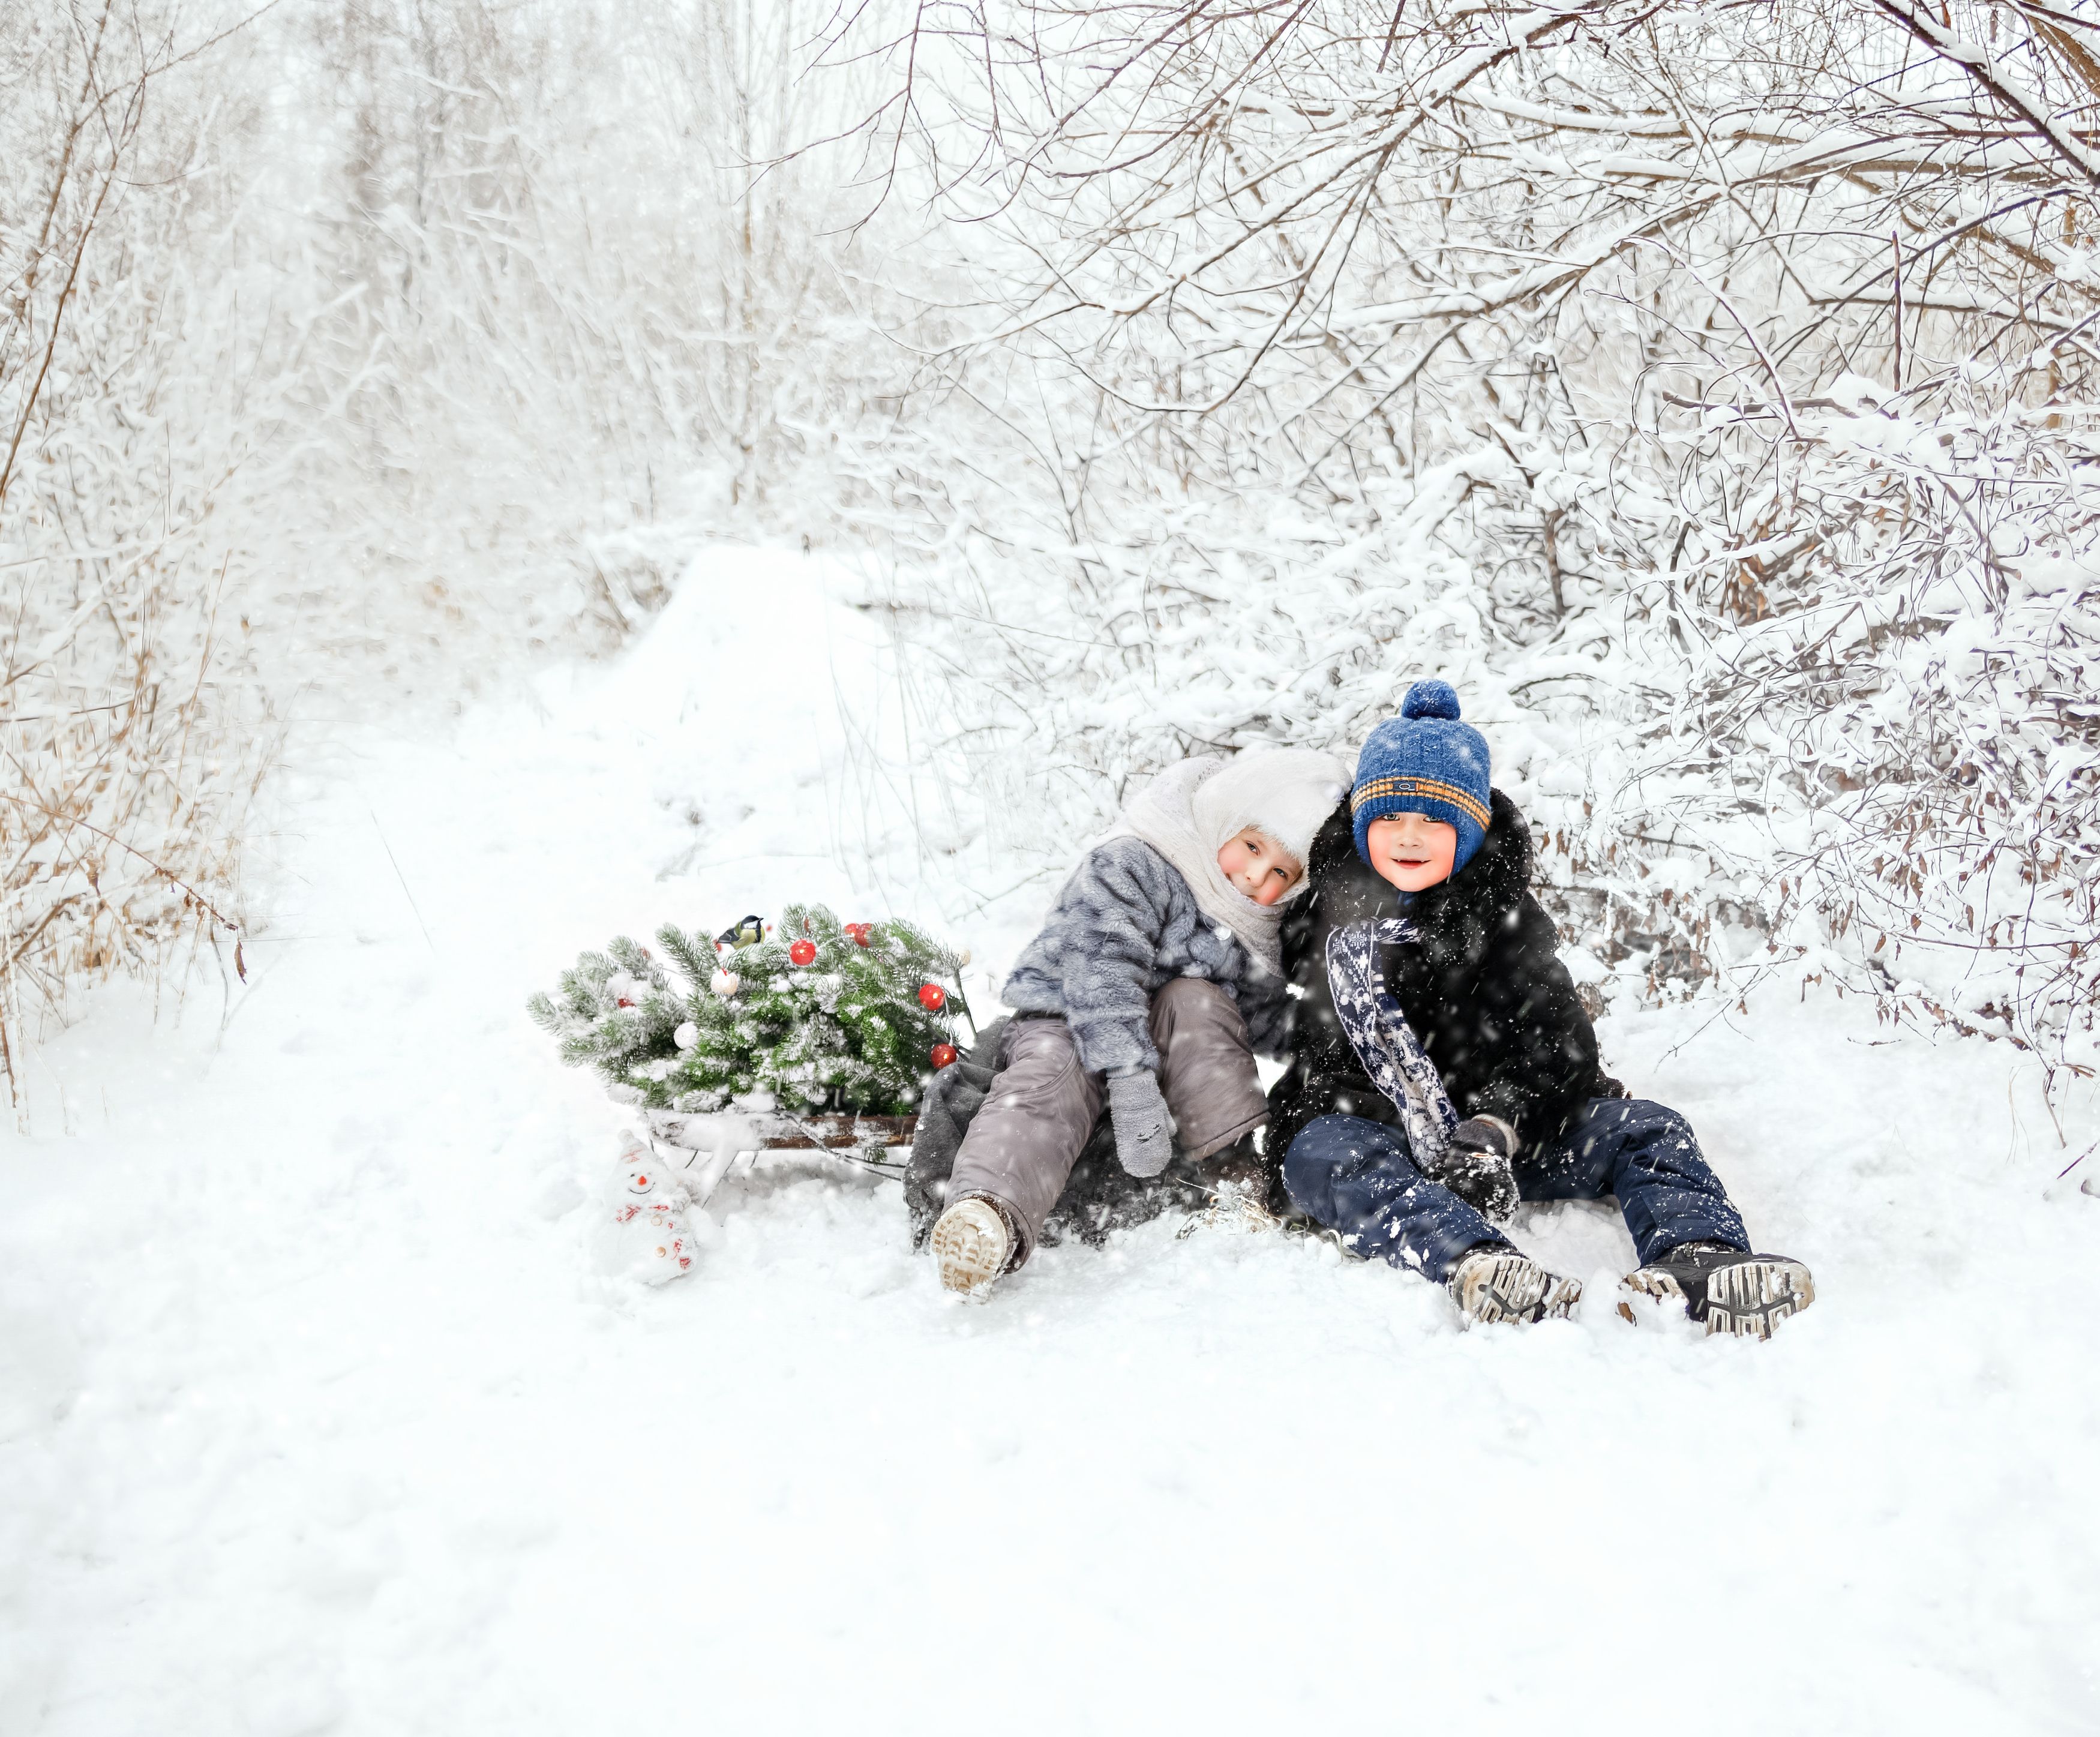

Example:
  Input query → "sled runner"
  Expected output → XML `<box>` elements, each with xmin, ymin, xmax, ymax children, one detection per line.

<box><xmin>638</xmin><ymin>1108</ymin><xmax>917</xmax><ymax>1208</ymax></box>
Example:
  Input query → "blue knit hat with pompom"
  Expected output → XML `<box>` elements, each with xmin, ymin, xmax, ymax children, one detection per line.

<box><xmin>1351</xmin><ymin>680</ymin><xmax>1493</xmax><ymax>872</ymax></box>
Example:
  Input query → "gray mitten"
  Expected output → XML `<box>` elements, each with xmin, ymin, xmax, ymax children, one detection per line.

<box><xmin>1428</xmin><ymin>1116</ymin><xmax>1521</xmax><ymax>1222</ymax></box>
<box><xmin>1107</xmin><ymin>1069</ymin><xmax>1174</xmax><ymax>1178</ymax></box>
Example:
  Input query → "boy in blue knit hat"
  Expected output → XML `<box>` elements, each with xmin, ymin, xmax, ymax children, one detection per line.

<box><xmin>1348</xmin><ymin>679</ymin><xmax>1495</xmax><ymax>887</ymax></box>
<box><xmin>1268</xmin><ymin>680</ymin><xmax>1816</xmax><ymax>1337</ymax></box>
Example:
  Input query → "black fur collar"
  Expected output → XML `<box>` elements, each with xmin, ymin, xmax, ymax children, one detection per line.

<box><xmin>1409</xmin><ymin>789</ymin><xmax>1531</xmax><ymax>929</ymax></box>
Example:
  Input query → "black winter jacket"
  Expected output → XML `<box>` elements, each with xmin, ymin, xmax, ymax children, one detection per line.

<box><xmin>1267</xmin><ymin>789</ymin><xmax>1616</xmax><ymax>1161</ymax></box>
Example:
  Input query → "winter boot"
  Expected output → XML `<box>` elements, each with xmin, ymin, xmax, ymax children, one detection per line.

<box><xmin>1619</xmin><ymin>1241</ymin><xmax>1814</xmax><ymax>1340</ymax></box>
<box><xmin>1447</xmin><ymin>1246</ymin><xmax>1582</xmax><ymax>1326</ymax></box>
<box><xmin>929</xmin><ymin>1196</ymin><xmax>1014</xmax><ymax>1303</ymax></box>
<box><xmin>1176</xmin><ymin>1142</ymin><xmax>1282</xmax><ymax>1238</ymax></box>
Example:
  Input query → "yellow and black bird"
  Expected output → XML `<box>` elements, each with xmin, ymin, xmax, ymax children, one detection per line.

<box><xmin>715</xmin><ymin>914</ymin><xmax>767</xmax><ymax>949</ymax></box>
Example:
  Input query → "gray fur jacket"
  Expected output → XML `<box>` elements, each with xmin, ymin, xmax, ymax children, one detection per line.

<box><xmin>1000</xmin><ymin>836</ymin><xmax>1292</xmax><ymax>1076</ymax></box>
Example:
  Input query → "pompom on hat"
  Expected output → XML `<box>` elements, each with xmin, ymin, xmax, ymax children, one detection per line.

<box><xmin>1351</xmin><ymin>680</ymin><xmax>1493</xmax><ymax>872</ymax></box>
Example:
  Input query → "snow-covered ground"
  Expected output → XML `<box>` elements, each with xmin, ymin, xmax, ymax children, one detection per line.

<box><xmin>2</xmin><ymin>548</ymin><xmax>2095</xmax><ymax>1735</ymax></box>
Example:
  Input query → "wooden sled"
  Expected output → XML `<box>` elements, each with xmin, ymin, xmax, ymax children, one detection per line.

<box><xmin>641</xmin><ymin>1108</ymin><xmax>917</xmax><ymax>1207</ymax></box>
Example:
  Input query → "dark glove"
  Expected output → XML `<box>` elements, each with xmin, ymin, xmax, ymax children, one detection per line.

<box><xmin>1107</xmin><ymin>1070</ymin><xmax>1174</xmax><ymax>1178</ymax></box>
<box><xmin>1450</xmin><ymin>1115</ymin><xmax>1519</xmax><ymax>1160</ymax></box>
<box><xmin>1427</xmin><ymin>1116</ymin><xmax>1520</xmax><ymax>1222</ymax></box>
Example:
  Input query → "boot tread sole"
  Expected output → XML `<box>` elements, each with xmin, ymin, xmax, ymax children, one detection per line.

<box><xmin>1454</xmin><ymin>1253</ymin><xmax>1582</xmax><ymax>1325</ymax></box>
<box><xmin>930</xmin><ymin>1199</ymin><xmax>1010</xmax><ymax>1302</ymax></box>
<box><xmin>1619</xmin><ymin>1256</ymin><xmax>1814</xmax><ymax>1340</ymax></box>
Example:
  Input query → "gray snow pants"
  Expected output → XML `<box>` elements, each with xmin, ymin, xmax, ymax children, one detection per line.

<box><xmin>947</xmin><ymin>977</ymin><xmax>1267</xmax><ymax>1268</ymax></box>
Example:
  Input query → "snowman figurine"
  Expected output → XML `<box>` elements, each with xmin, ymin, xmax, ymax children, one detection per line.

<box><xmin>604</xmin><ymin>1134</ymin><xmax>698</xmax><ymax>1283</ymax></box>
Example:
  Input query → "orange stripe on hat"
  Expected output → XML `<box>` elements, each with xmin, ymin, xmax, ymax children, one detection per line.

<box><xmin>1349</xmin><ymin>775</ymin><xmax>1490</xmax><ymax>832</ymax></box>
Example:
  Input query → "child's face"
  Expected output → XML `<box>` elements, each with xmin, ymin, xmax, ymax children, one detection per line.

<box><xmin>1365</xmin><ymin>813</ymin><xmax>1458</xmax><ymax>892</ymax></box>
<box><xmin>1216</xmin><ymin>828</ymin><xmax>1303</xmax><ymax>907</ymax></box>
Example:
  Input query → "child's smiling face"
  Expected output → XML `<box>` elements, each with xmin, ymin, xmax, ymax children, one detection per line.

<box><xmin>1365</xmin><ymin>812</ymin><xmax>1458</xmax><ymax>892</ymax></box>
<box><xmin>1215</xmin><ymin>827</ymin><xmax>1303</xmax><ymax>906</ymax></box>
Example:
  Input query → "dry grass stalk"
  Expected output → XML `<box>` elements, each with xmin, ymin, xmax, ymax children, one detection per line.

<box><xmin>1</xmin><ymin>2</ymin><xmax>275</xmax><ymax>1114</ymax></box>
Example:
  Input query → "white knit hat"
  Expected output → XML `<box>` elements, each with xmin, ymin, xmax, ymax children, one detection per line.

<box><xmin>1190</xmin><ymin>746</ymin><xmax>1350</xmax><ymax>873</ymax></box>
<box><xmin>1094</xmin><ymin>746</ymin><xmax>1350</xmax><ymax>975</ymax></box>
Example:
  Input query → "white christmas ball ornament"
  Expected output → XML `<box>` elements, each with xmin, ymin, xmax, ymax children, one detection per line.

<box><xmin>710</xmin><ymin>968</ymin><xmax>741</xmax><ymax>998</ymax></box>
<box><xmin>673</xmin><ymin>1020</ymin><xmax>699</xmax><ymax>1050</ymax></box>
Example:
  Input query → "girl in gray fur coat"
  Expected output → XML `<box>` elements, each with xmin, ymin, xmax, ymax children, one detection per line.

<box><xmin>929</xmin><ymin>748</ymin><xmax>1348</xmax><ymax>1300</ymax></box>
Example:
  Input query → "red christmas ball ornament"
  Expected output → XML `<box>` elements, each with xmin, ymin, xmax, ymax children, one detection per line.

<box><xmin>931</xmin><ymin>1043</ymin><xmax>958</xmax><ymax>1069</ymax></box>
<box><xmin>615</xmin><ymin>997</ymin><xmax>635</xmax><ymax>1009</ymax></box>
<box><xmin>918</xmin><ymin>982</ymin><xmax>947</xmax><ymax>1012</ymax></box>
<box><xmin>845</xmin><ymin>923</ymin><xmax>873</xmax><ymax>947</ymax></box>
<box><xmin>789</xmin><ymin>939</ymin><xmax>818</xmax><ymax>967</ymax></box>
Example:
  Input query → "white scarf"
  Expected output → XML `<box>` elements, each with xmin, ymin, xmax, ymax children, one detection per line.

<box><xmin>1093</xmin><ymin>752</ymin><xmax>1343</xmax><ymax>977</ymax></box>
<box><xmin>1324</xmin><ymin>916</ymin><xmax>1459</xmax><ymax>1163</ymax></box>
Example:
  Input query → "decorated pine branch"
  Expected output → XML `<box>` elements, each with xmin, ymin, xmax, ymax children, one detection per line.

<box><xmin>528</xmin><ymin>903</ymin><xmax>968</xmax><ymax>1117</ymax></box>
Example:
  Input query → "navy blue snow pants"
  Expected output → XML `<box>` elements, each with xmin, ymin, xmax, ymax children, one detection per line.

<box><xmin>1283</xmin><ymin>1099</ymin><xmax>1748</xmax><ymax>1283</ymax></box>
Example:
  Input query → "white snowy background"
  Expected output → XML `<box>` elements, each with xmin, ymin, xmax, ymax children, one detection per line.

<box><xmin>5</xmin><ymin>0</ymin><xmax>2100</xmax><ymax>1729</ymax></box>
<box><xmin>3</xmin><ymin>548</ymin><xmax>2093</xmax><ymax>1735</ymax></box>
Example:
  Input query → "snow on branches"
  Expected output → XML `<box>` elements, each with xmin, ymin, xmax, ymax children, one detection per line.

<box><xmin>1</xmin><ymin>4</ymin><xmax>274</xmax><ymax>1109</ymax></box>
<box><xmin>820</xmin><ymin>0</ymin><xmax>2100</xmax><ymax>1085</ymax></box>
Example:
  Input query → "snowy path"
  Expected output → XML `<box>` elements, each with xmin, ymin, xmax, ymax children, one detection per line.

<box><xmin>3</xmin><ymin>548</ymin><xmax>2095</xmax><ymax>1735</ymax></box>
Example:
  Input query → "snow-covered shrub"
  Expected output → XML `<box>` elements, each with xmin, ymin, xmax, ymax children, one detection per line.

<box><xmin>820</xmin><ymin>0</ymin><xmax>2100</xmax><ymax>1084</ymax></box>
<box><xmin>1</xmin><ymin>3</ymin><xmax>277</xmax><ymax>1106</ymax></box>
<box><xmin>2</xmin><ymin>0</ymin><xmax>955</xmax><ymax>1083</ymax></box>
<box><xmin>1606</xmin><ymin>383</ymin><xmax>2100</xmax><ymax>1061</ymax></box>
